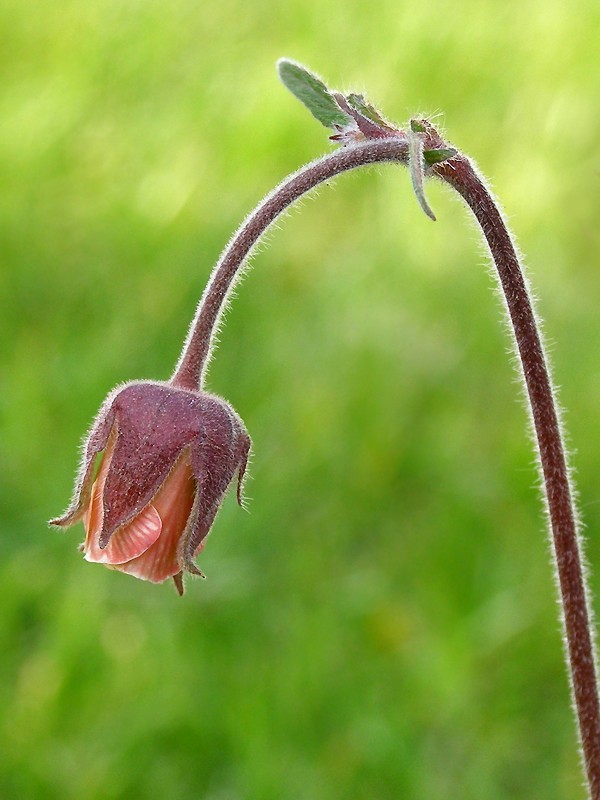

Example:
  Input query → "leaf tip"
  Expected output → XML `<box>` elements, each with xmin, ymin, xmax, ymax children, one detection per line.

<box><xmin>275</xmin><ymin>57</ymin><xmax>350</xmax><ymax>129</ymax></box>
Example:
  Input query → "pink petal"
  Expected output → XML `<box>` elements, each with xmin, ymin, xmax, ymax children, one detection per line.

<box><xmin>84</xmin><ymin>503</ymin><xmax>162</xmax><ymax>565</ymax></box>
<box><xmin>111</xmin><ymin>456</ymin><xmax>196</xmax><ymax>583</ymax></box>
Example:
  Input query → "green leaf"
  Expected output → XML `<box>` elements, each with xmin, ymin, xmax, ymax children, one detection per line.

<box><xmin>346</xmin><ymin>93</ymin><xmax>391</xmax><ymax>128</ymax></box>
<box><xmin>410</xmin><ymin>119</ymin><xmax>427</xmax><ymax>133</ymax></box>
<box><xmin>423</xmin><ymin>148</ymin><xmax>457</xmax><ymax>166</ymax></box>
<box><xmin>277</xmin><ymin>59</ymin><xmax>351</xmax><ymax>129</ymax></box>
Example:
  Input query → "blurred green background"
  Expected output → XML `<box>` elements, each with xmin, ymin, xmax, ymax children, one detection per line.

<box><xmin>1</xmin><ymin>0</ymin><xmax>599</xmax><ymax>798</ymax></box>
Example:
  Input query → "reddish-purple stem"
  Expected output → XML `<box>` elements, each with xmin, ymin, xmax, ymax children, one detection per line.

<box><xmin>171</xmin><ymin>135</ymin><xmax>600</xmax><ymax>797</ymax></box>
<box><xmin>171</xmin><ymin>140</ymin><xmax>410</xmax><ymax>389</ymax></box>
<box><xmin>439</xmin><ymin>155</ymin><xmax>600</xmax><ymax>797</ymax></box>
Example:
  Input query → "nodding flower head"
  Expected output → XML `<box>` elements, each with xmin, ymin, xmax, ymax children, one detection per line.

<box><xmin>50</xmin><ymin>382</ymin><xmax>251</xmax><ymax>595</ymax></box>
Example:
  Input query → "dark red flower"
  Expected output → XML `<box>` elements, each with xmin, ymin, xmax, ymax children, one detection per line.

<box><xmin>50</xmin><ymin>381</ymin><xmax>251</xmax><ymax>594</ymax></box>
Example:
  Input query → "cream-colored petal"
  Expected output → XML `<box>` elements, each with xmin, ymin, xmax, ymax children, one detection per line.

<box><xmin>84</xmin><ymin>503</ymin><xmax>162</xmax><ymax>565</ymax></box>
<box><xmin>82</xmin><ymin>430</ymin><xmax>115</xmax><ymax>553</ymax></box>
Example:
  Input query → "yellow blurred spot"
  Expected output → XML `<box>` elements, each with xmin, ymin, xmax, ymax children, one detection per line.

<box><xmin>101</xmin><ymin>612</ymin><xmax>146</xmax><ymax>661</ymax></box>
<box><xmin>136</xmin><ymin>163</ymin><xmax>198</xmax><ymax>224</ymax></box>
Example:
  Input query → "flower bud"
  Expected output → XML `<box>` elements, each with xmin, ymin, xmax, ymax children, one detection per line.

<box><xmin>50</xmin><ymin>381</ymin><xmax>251</xmax><ymax>594</ymax></box>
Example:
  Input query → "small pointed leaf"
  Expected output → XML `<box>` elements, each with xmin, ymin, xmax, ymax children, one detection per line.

<box><xmin>346</xmin><ymin>93</ymin><xmax>392</xmax><ymax>129</ymax></box>
<box><xmin>410</xmin><ymin>119</ymin><xmax>427</xmax><ymax>133</ymax></box>
<box><xmin>423</xmin><ymin>147</ymin><xmax>457</xmax><ymax>166</ymax></box>
<box><xmin>277</xmin><ymin>59</ymin><xmax>351</xmax><ymax>128</ymax></box>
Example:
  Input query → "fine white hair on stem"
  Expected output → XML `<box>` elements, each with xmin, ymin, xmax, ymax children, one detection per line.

<box><xmin>167</xmin><ymin>126</ymin><xmax>600</xmax><ymax>795</ymax></box>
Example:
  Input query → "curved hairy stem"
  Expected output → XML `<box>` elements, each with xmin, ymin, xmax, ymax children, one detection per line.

<box><xmin>170</xmin><ymin>138</ymin><xmax>410</xmax><ymax>389</ymax></box>
<box><xmin>171</xmin><ymin>131</ymin><xmax>600</xmax><ymax>797</ymax></box>
<box><xmin>437</xmin><ymin>154</ymin><xmax>600</xmax><ymax>797</ymax></box>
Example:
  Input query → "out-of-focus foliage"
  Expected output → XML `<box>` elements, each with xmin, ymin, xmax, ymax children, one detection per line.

<box><xmin>1</xmin><ymin>0</ymin><xmax>599</xmax><ymax>798</ymax></box>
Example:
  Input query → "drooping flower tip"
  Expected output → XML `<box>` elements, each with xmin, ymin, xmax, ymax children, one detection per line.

<box><xmin>50</xmin><ymin>380</ymin><xmax>251</xmax><ymax>594</ymax></box>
